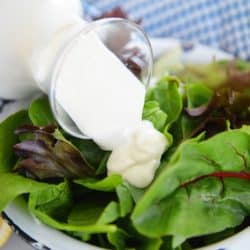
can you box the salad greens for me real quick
[132,129,250,244]
[28,97,55,126]
[14,124,95,179]
[145,76,182,128]
[0,110,30,172]
[1,60,250,250]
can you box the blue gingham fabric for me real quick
[82,0,250,60]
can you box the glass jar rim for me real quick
[49,17,153,140]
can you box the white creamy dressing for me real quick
[107,121,168,188]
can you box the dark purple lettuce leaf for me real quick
[184,61,250,138]
[14,125,94,180]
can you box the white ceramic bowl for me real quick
[2,38,249,250]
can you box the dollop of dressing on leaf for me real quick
[107,121,168,188]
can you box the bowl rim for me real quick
[2,212,51,250]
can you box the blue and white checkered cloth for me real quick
[82,0,250,60]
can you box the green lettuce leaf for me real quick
[28,97,108,173]
[185,83,213,109]
[29,97,55,126]
[0,110,72,220]
[143,101,167,131]
[0,110,30,173]
[146,76,182,127]
[70,138,107,170]
[29,180,73,221]
[116,184,134,217]
[137,238,163,250]
[29,189,117,234]
[95,152,110,175]
[0,173,52,212]
[74,174,122,192]
[67,198,119,227]
[107,229,129,250]
[30,209,117,233]
[132,128,250,244]
[170,82,213,143]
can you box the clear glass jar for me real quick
[49,18,153,139]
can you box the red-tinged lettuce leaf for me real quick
[181,60,250,138]
[225,60,250,91]
[14,125,95,180]
[158,177,250,248]
[185,87,250,135]
[29,97,108,174]
[131,128,250,245]
[177,59,250,91]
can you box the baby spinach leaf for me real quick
[0,173,52,212]
[98,201,120,225]
[185,83,213,109]
[29,97,55,126]
[143,101,167,131]
[137,238,163,250]
[75,174,122,192]
[29,188,118,234]
[171,114,200,144]
[68,231,91,242]
[0,110,30,173]
[159,177,249,248]
[146,76,182,126]
[68,199,120,227]
[107,229,128,250]
[132,128,250,242]
[29,181,72,221]
[116,184,134,217]
[30,209,117,233]
[70,138,107,169]
[95,152,110,175]
[125,183,145,203]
